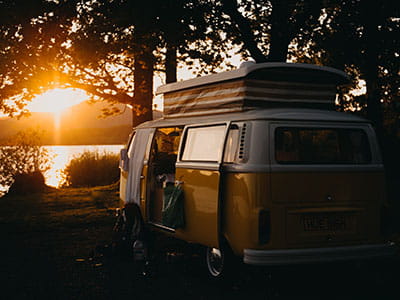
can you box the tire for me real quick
[205,242,240,281]
[206,247,225,278]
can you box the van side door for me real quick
[175,123,230,248]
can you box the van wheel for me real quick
[206,247,226,278]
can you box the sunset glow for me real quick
[27,88,89,113]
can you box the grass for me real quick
[1,184,399,300]
[62,151,120,187]
[0,184,120,299]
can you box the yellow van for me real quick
[118,62,396,278]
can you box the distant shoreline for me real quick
[44,143,125,146]
[0,143,126,146]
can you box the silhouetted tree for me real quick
[57,0,235,126]
[0,1,234,126]
[291,0,400,137]
[0,0,77,116]
[219,0,325,62]
[220,0,399,137]
[1,0,398,134]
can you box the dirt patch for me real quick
[1,185,399,299]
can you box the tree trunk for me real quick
[268,0,291,62]
[132,31,154,128]
[362,1,383,139]
[165,43,177,84]
[133,53,153,127]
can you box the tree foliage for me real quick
[219,0,399,137]
[0,0,398,134]
[219,0,327,62]
[0,0,77,116]
[62,0,236,125]
[291,0,400,136]
[1,1,236,125]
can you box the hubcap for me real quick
[206,247,224,277]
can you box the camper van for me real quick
[118,62,396,278]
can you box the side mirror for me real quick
[119,148,129,171]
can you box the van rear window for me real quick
[275,127,371,164]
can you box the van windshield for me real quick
[275,127,371,164]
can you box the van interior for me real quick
[147,127,183,224]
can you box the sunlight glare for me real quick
[45,146,69,188]
[27,88,89,113]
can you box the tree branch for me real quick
[220,0,267,62]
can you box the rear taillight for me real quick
[259,209,271,245]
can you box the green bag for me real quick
[162,184,185,229]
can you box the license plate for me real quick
[302,214,347,232]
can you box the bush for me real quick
[0,128,51,195]
[7,171,46,195]
[62,150,120,187]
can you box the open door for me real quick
[147,127,183,225]
[174,123,229,249]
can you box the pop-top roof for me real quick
[156,62,350,118]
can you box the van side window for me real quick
[223,125,240,163]
[275,127,371,164]
[182,125,226,162]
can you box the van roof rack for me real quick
[156,62,350,118]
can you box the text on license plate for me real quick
[302,214,348,232]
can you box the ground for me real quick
[0,185,399,300]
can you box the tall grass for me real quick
[0,128,52,195]
[62,150,120,187]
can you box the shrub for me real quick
[62,150,120,187]
[7,171,46,195]
[0,128,51,195]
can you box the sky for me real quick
[26,88,90,113]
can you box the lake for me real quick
[0,145,123,194]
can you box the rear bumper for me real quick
[244,243,398,266]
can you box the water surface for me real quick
[0,145,123,194]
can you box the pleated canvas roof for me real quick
[156,62,349,118]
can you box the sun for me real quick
[27,88,89,113]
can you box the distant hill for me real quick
[61,101,132,129]
[0,101,135,145]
